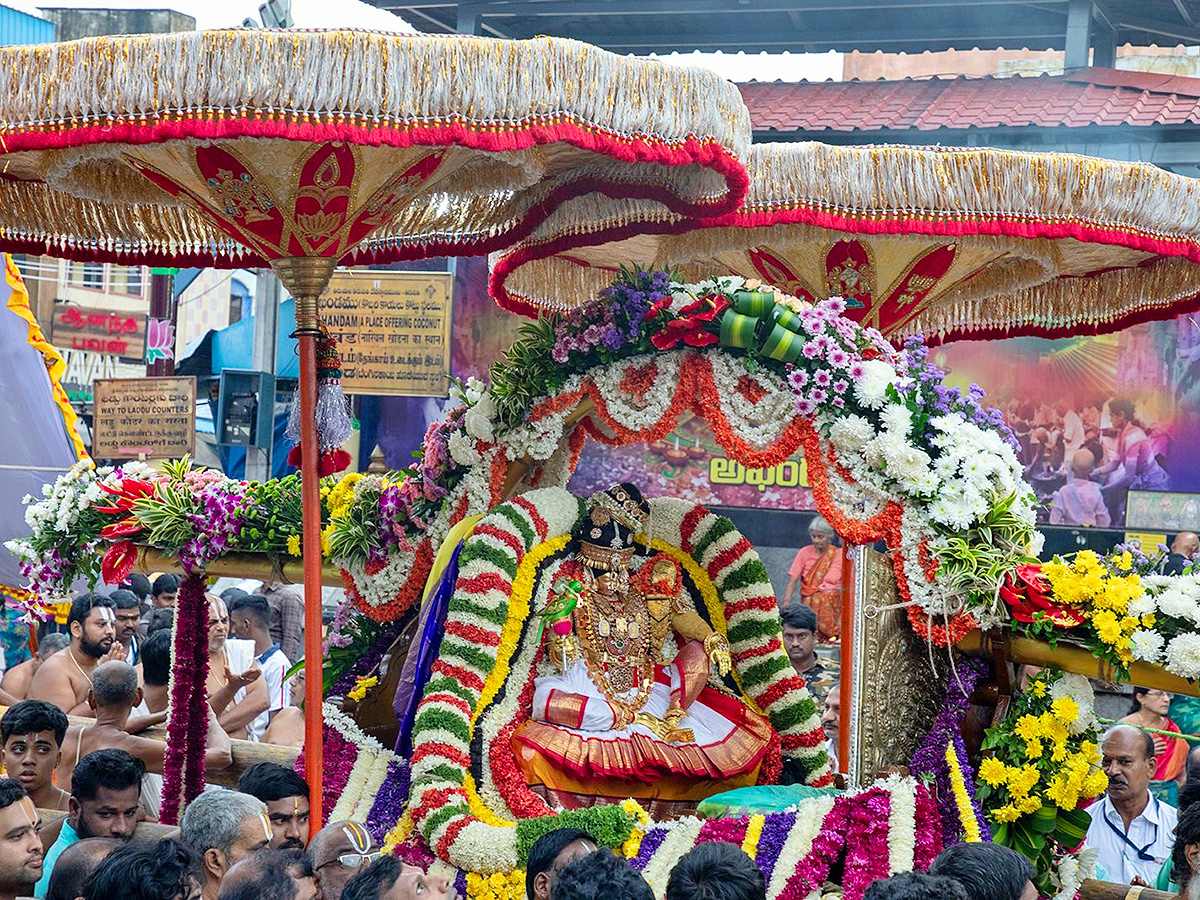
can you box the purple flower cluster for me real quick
[909,656,993,845]
[550,269,670,363]
[899,337,1016,447]
[180,482,245,573]
[365,759,410,842]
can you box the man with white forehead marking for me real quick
[29,595,124,717]
[181,789,271,900]
[307,821,382,900]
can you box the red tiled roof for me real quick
[739,68,1200,134]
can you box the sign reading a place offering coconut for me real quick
[321,271,453,397]
[92,376,196,459]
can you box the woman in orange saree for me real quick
[1122,687,1188,786]
[782,516,843,642]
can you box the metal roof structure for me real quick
[373,1,1200,66]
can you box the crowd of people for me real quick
[1003,395,1172,528]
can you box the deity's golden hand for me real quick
[612,703,635,730]
[704,632,732,677]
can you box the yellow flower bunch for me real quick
[325,473,363,521]
[347,675,378,702]
[1042,552,1143,663]
[619,799,650,859]
[286,534,301,557]
[945,742,981,842]
[980,668,1106,848]
[465,870,525,900]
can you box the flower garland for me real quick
[908,656,992,845]
[945,742,981,844]
[159,571,209,825]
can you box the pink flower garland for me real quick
[295,719,360,827]
[160,572,210,824]
[842,788,893,900]
[696,816,749,846]
[913,783,943,871]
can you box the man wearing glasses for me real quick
[1085,723,1178,885]
[307,821,383,900]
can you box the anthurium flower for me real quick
[649,296,729,350]
[101,539,139,585]
[1001,564,1085,626]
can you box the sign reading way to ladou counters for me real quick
[321,270,453,397]
[51,302,146,360]
[92,377,196,459]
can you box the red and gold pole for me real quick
[273,257,335,839]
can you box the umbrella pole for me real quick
[273,257,336,839]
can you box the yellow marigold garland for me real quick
[465,870,525,900]
[472,533,571,726]
[619,798,650,859]
[741,814,765,860]
[945,741,981,843]
[463,772,516,828]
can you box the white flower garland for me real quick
[885,775,917,875]
[641,817,705,898]
[765,795,837,900]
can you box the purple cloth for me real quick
[393,540,463,756]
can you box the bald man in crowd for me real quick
[1164,531,1200,575]
[44,838,120,900]
[56,661,232,794]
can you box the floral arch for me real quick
[330,272,1033,654]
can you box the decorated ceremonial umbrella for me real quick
[0,28,752,825]
[491,141,1200,343]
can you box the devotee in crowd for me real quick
[1170,803,1200,900]
[549,851,650,900]
[147,609,174,635]
[227,595,291,739]
[665,841,764,900]
[525,829,596,900]
[1163,532,1200,576]
[779,604,835,704]
[119,575,152,611]
[1084,724,1178,885]
[1154,771,1200,891]
[218,849,318,900]
[1121,687,1187,786]
[781,517,842,642]
[342,856,458,900]
[820,684,839,771]
[236,764,310,851]
[1048,449,1110,527]
[180,789,271,900]
[107,591,143,667]
[81,838,202,900]
[1,700,69,812]
[44,838,120,900]
[205,596,268,742]
[150,575,180,611]
[29,595,123,717]
[0,778,43,900]
[307,821,381,900]
[258,580,305,665]
[929,842,1036,900]
[56,661,232,803]
[0,635,68,703]
[261,665,306,748]
[136,630,171,719]
[861,873,969,900]
[35,748,145,898]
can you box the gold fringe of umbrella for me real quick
[491,141,1200,342]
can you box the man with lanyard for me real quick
[1085,724,1178,885]
[228,594,290,741]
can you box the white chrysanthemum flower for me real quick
[447,431,481,467]
[880,404,912,436]
[1165,633,1200,680]
[1126,592,1158,619]
[1050,674,1100,735]
[1155,588,1200,625]
[853,360,896,409]
[829,415,874,453]
[1130,629,1165,664]
[463,394,496,441]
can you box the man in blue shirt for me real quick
[34,748,143,898]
